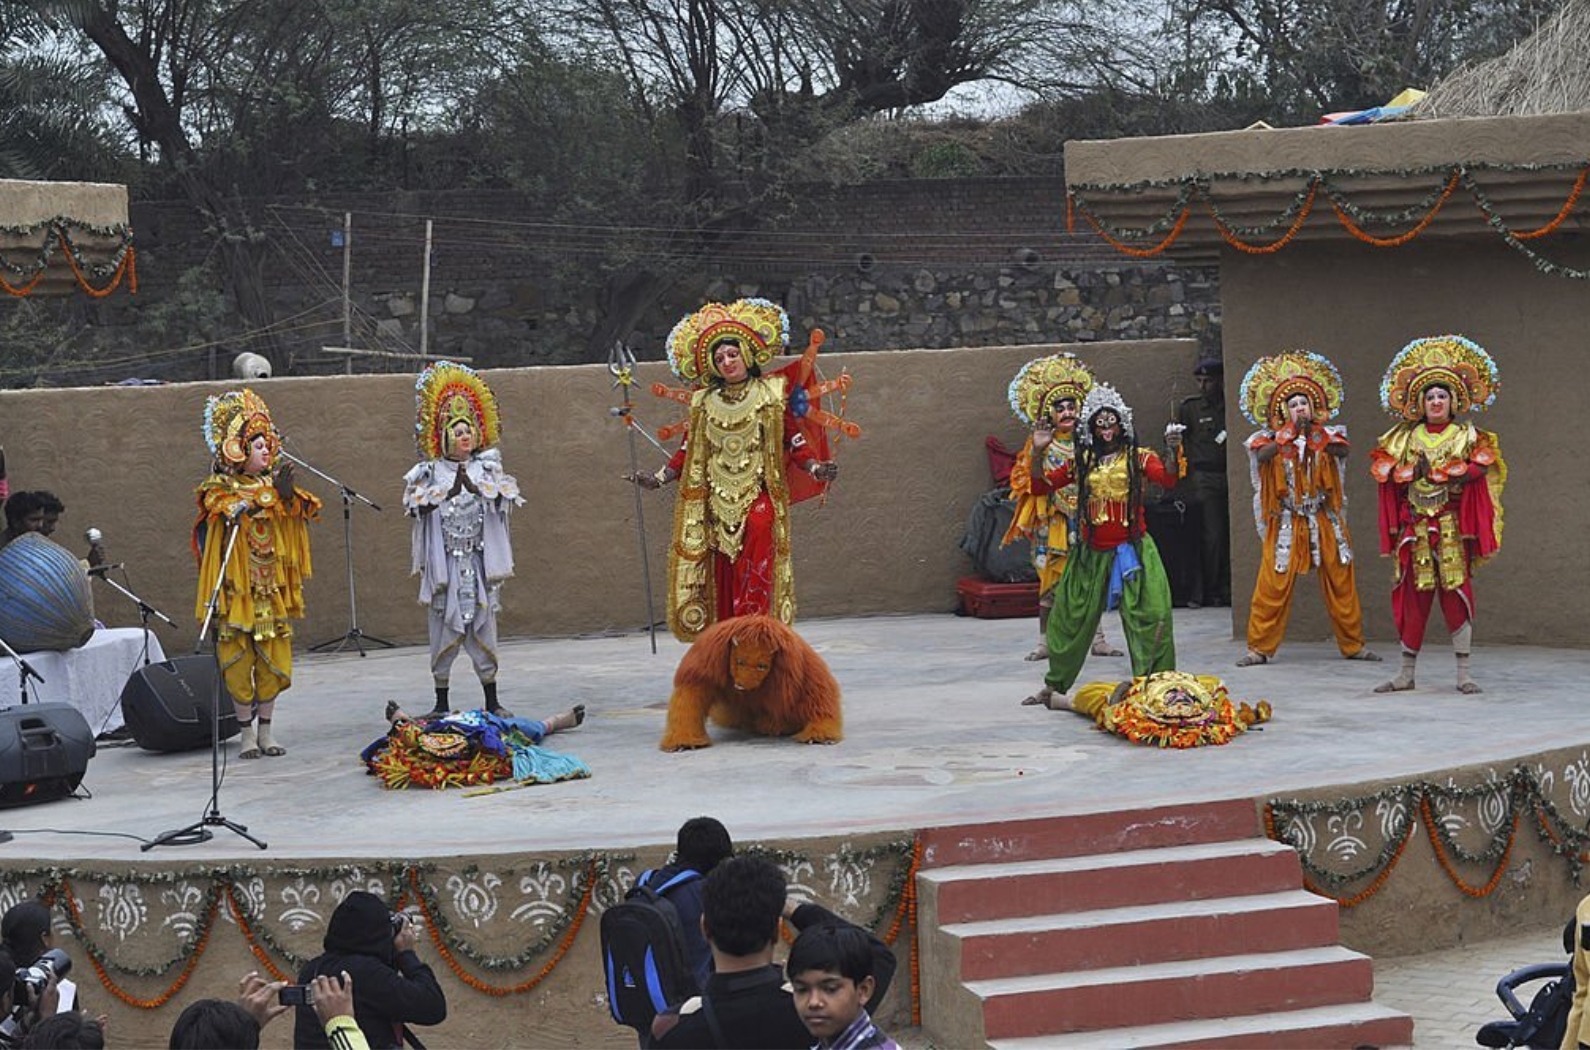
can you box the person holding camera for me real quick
[292,891,446,1050]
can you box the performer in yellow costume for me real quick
[1002,352,1120,662]
[1058,671,1272,748]
[194,389,320,758]
[1236,350,1378,666]
[627,298,842,643]
[1370,335,1504,694]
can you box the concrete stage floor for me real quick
[3,608,1584,863]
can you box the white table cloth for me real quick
[0,627,167,733]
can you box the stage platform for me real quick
[3,607,1584,863]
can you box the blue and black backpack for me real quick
[601,867,702,1035]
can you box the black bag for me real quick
[601,868,701,1035]
[958,487,1038,583]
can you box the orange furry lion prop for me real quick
[660,615,843,751]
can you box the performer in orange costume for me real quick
[1236,350,1378,666]
[1369,335,1504,694]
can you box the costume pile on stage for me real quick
[1369,335,1505,693]
[361,707,590,790]
[636,298,853,643]
[194,388,320,759]
[1002,353,1120,661]
[1237,350,1376,665]
[403,361,524,716]
[1028,384,1183,702]
[1065,671,1272,748]
[659,614,843,751]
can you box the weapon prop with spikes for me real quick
[608,342,660,653]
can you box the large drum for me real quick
[0,533,95,653]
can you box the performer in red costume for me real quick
[1369,335,1505,694]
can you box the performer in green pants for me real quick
[1022,384,1183,707]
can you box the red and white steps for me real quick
[914,800,1414,1048]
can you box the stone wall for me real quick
[0,179,1219,385]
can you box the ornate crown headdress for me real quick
[1008,353,1096,426]
[1379,335,1499,420]
[665,298,789,386]
[202,388,279,472]
[1239,350,1345,428]
[1077,383,1133,446]
[415,360,502,460]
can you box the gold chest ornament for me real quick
[1086,451,1132,526]
[700,379,781,560]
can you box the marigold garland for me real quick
[1070,162,1589,279]
[1212,181,1318,254]
[59,878,220,1009]
[226,885,291,982]
[1332,171,1459,247]
[1265,802,1417,908]
[1422,795,1519,898]
[411,863,593,997]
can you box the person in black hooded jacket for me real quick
[292,891,445,1050]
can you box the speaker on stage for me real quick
[0,702,94,807]
[119,656,240,753]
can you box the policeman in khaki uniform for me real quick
[1177,358,1231,607]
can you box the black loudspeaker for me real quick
[0,702,94,807]
[119,656,240,753]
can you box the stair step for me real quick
[921,837,1301,922]
[920,799,1260,867]
[989,1000,1414,1049]
[943,889,1339,979]
[968,945,1374,1040]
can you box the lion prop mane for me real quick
[660,614,843,751]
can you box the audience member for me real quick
[640,816,734,992]
[788,924,898,1050]
[168,998,261,1049]
[0,492,46,551]
[651,857,896,1050]
[16,1013,102,1050]
[293,891,446,1050]
[308,971,371,1050]
[32,493,63,539]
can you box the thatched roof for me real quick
[1414,0,1590,118]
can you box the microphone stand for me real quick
[284,450,395,657]
[91,569,175,668]
[145,517,266,851]
[0,631,43,708]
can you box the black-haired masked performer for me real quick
[1024,384,1182,708]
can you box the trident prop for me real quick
[609,342,661,653]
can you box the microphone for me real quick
[85,526,104,545]
[86,562,125,576]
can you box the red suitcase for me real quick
[956,576,1040,619]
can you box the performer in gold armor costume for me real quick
[1369,335,1505,694]
[627,299,840,642]
[194,389,320,758]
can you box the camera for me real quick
[14,948,71,1002]
[390,911,408,934]
[277,984,314,1007]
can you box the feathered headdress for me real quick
[665,298,788,386]
[1008,353,1096,426]
[203,388,279,472]
[1077,383,1133,446]
[415,360,502,460]
[1379,335,1499,420]
[1239,350,1346,429]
